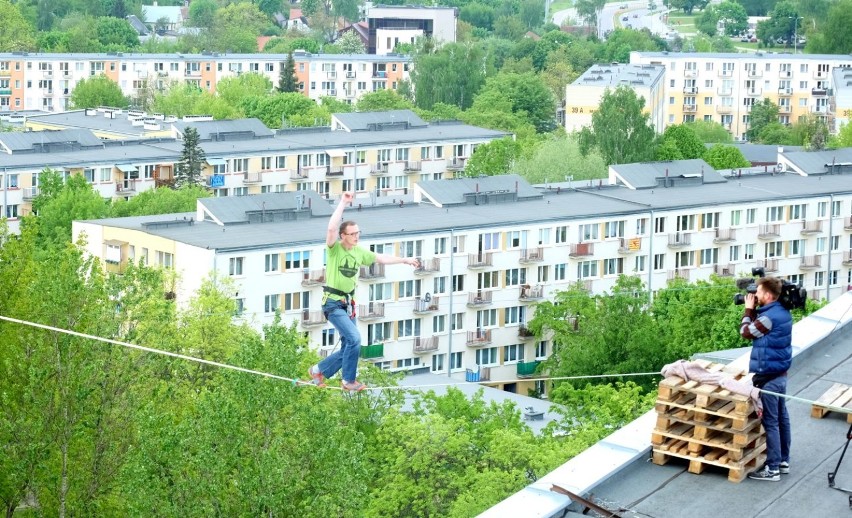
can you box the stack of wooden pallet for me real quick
[811,382,852,423]
[651,361,765,483]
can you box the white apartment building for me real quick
[367,5,457,55]
[0,51,412,113]
[73,158,852,394]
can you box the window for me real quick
[478,271,499,289]
[400,240,422,258]
[480,232,500,251]
[505,268,526,287]
[395,148,409,161]
[369,282,393,301]
[476,309,498,328]
[554,263,567,281]
[816,237,827,253]
[434,237,447,254]
[830,270,839,286]
[5,205,18,218]
[264,294,280,313]
[815,271,824,287]
[505,306,526,325]
[634,255,646,273]
[265,253,279,272]
[700,212,720,229]
[730,245,740,262]
[234,298,245,316]
[579,223,599,241]
[578,260,598,279]
[699,248,719,266]
[453,235,465,253]
[554,225,569,244]
[452,274,464,292]
[788,239,804,257]
[503,344,525,363]
[604,220,625,239]
[433,314,446,333]
[765,241,783,258]
[636,218,648,235]
[766,206,784,222]
[398,279,421,298]
[539,227,552,245]
[654,253,665,271]
[368,322,393,343]
[475,347,498,366]
[603,257,623,276]
[831,235,840,251]
[789,204,807,220]
[451,312,464,331]
[744,244,755,260]
[321,328,337,347]
[537,265,549,283]
[156,251,174,268]
[284,291,309,311]
[676,214,696,232]
[535,341,547,359]
[433,276,448,295]
[229,257,244,276]
[7,174,18,188]
[397,318,421,338]
[731,210,741,226]
[746,208,757,224]
[506,230,522,249]
[818,201,842,217]
[100,167,111,182]
[285,251,310,269]
[654,217,666,233]
[232,158,248,173]
[450,351,463,370]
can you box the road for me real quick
[551,1,673,40]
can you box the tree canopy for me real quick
[578,85,656,166]
[70,74,128,109]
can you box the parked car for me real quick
[622,16,629,21]
[633,13,639,18]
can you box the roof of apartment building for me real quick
[0,52,412,63]
[26,110,163,139]
[0,128,104,154]
[707,143,804,165]
[481,294,852,517]
[332,109,428,132]
[79,162,852,253]
[573,63,665,88]
[609,159,727,190]
[172,118,274,141]
[632,51,852,62]
[782,147,852,174]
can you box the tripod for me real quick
[828,420,852,509]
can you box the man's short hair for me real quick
[757,277,782,299]
[339,220,356,237]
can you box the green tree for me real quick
[601,28,667,63]
[703,143,751,169]
[519,0,545,29]
[745,98,779,142]
[355,89,414,112]
[110,185,211,217]
[757,122,794,145]
[153,83,239,119]
[70,74,128,109]
[0,0,37,51]
[257,0,284,18]
[658,124,706,159]
[460,2,496,30]
[669,0,710,14]
[515,135,608,183]
[336,30,365,54]
[715,1,749,36]
[240,92,316,128]
[656,138,684,160]
[174,127,206,188]
[188,0,216,28]
[470,71,555,133]
[278,52,298,92]
[828,122,852,149]
[211,2,270,53]
[464,137,521,177]
[695,6,719,36]
[94,16,140,49]
[217,72,273,107]
[24,171,110,248]
[411,41,486,110]
[578,85,657,165]
[686,120,734,143]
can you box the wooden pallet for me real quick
[652,436,767,483]
[811,382,852,423]
[655,407,763,447]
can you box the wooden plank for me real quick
[811,383,850,419]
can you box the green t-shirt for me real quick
[325,241,376,299]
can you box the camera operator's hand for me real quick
[745,293,757,310]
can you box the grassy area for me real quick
[667,12,698,36]
[550,0,574,14]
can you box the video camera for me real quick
[733,267,807,310]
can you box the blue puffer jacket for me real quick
[748,301,793,375]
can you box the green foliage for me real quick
[686,120,733,143]
[264,36,321,54]
[411,41,487,110]
[703,143,751,170]
[188,0,216,28]
[464,137,521,177]
[600,28,667,63]
[656,138,684,160]
[336,30,366,54]
[668,0,710,14]
[578,85,657,165]
[94,16,139,49]
[548,382,657,434]
[514,135,608,183]
[70,74,128,109]
[240,92,316,128]
[469,71,555,133]
[217,73,273,107]
[715,1,749,36]
[174,127,206,189]
[658,124,706,159]
[695,6,719,36]
[278,52,298,93]
[355,89,414,112]
[153,82,240,119]
[745,98,779,142]
[110,185,211,217]
[828,122,852,149]
[0,0,36,51]
[757,122,795,145]
[460,2,496,31]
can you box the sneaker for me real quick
[748,465,780,482]
[341,380,367,392]
[308,366,326,388]
[779,461,790,474]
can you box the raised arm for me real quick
[375,254,420,268]
[327,192,354,247]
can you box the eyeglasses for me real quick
[345,231,361,237]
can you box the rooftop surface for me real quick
[574,63,664,88]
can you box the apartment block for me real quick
[0,51,411,113]
[0,110,506,232]
[367,6,457,55]
[73,158,852,393]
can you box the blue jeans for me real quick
[760,375,791,470]
[317,299,361,382]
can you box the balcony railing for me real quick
[413,336,438,354]
[23,186,40,200]
[448,157,466,169]
[682,104,697,113]
[801,220,823,234]
[716,105,732,114]
[517,361,541,378]
[518,325,536,340]
[747,69,762,78]
[667,269,690,281]
[779,105,792,114]
[718,69,733,78]
[291,169,309,181]
[618,237,641,253]
[717,87,732,96]
[758,224,780,238]
[683,86,697,94]
[243,171,262,183]
[359,263,385,280]
[569,242,594,257]
[812,88,828,96]
[746,87,762,96]
[466,329,492,347]
[519,285,544,301]
[301,268,326,286]
[714,263,735,277]
[756,258,779,272]
[667,233,691,248]
[413,296,439,314]
[779,71,792,79]
[360,343,384,359]
[846,216,852,230]
[300,310,326,327]
[465,366,491,382]
[519,247,544,263]
[842,250,852,266]
[714,228,736,243]
[467,252,493,268]
[405,160,421,172]
[467,291,493,307]
[778,88,793,96]
[370,162,389,175]
[414,257,440,275]
[799,255,821,269]
[357,302,385,320]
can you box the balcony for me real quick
[667,233,691,248]
[300,268,326,287]
[184,69,201,77]
[357,302,384,321]
[465,366,491,382]
[683,86,698,94]
[519,247,544,263]
[518,325,536,340]
[717,87,733,96]
[467,291,493,307]
[758,224,780,238]
[714,263,735,277]
[467,252,493,269]
[22,186,39,201]
[745,87,762,96]
[328,166,344,176]
[845,216,852,230]
[799,255,821,270]
[801,220,823,234]
[300,310,326,327]
[360,343,384,359]
[517,361,541,379]
[448,157,466,170]
[713,228,736,243]
[359,263,385,280]
[779,71,792,79]
[519,284,544,301]
[0,89,11,96]
[618,237,641,253]
[290,169,309,181]
[683,70,697,78]
[682,104,697,113]
[778,88,793,96]
[718,69,733,78]
[811,104,828,114]
[0,70,10,77]
[569,242,594,257]
[779,105,792,114]
[667,269,690,281]
[405,160,421,172]
[747,69,762,78]
[413,336,438,354]
[716,105,732,114]
[466,329,492,347]
[756,258,779,272]
[413,296,439,314]
[813,70,829,80]
[413,257,440,275]
[372,70,387,79]
[842,250,852,266]
[243,171,262,183]
[812,88,828,96]
[371,162,389,175]
[326,71,337,79]
[116,182,137,194]
[345,71,355,78]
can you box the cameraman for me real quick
[740,277,792,482]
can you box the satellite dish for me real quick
[424,293,432,302]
